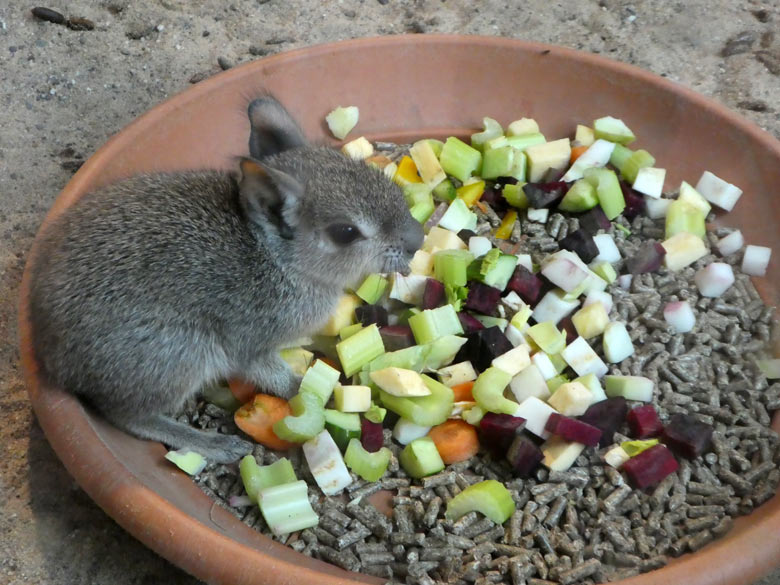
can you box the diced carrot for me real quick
[228,378,257,404]
[427,419,480,464]
[570,145,589,164]
[234,394,295,451]
[450,380,475,402]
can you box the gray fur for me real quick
[28,97,423,463]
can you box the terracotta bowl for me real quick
[19,35,780,585]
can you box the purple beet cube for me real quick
[458,311,485,335]
[620,181,647,220]
[558,317,578,345]
[454,326,514,372]
[523,181,568,208]
[355,304,388,327]
[379,325,416,351]
[479,185,509,213]
[622,444,679,489]
[361,418,384,453]
[578,397,629,447]
[479,412,527,454]
[625,242,666,274]
[578,206,611,234]
[559,228,599,264]
[627,404,663,439]
[544,413,602,447]
[506,265,544,304]
[464,282,502,315]
[661,414,714,459]
[506,435,544,478]
[422,278,446,310]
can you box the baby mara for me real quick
[29,97,423,463]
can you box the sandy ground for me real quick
[0,1,778,584]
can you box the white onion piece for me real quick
[468,236,492,258]
[695,170,743,211]
[663,301,696,333]
[632,167,666,198]
[741,245,772,276]
[644,196,672,219]
[591,234,622,264]
[716,230,744,256]
[694,262,735,297]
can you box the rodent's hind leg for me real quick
[243,353,301,400]
[109,412,252,464]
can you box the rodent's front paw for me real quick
[210,434,254,463]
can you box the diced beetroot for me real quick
[625,242,666,274]
[361,418,385,453]
[422,278,446,310]
[454,326,514,372]
[622,444,679,489]
[627,404,663,439]
[479,412,527,455]
[578,397,629,447]
[458,229,478,243]
[558,317,578,345]
[661,414,714,459]
[355,304,388,327]
[559,229,599,264]
[424,202,449,231]
[544,413,602,447]
[506,265,544,304]
[458,311,485,335]
[464,282,502,315]
[379,325,416,351]
[578,206,611,234]
[479,185,509,213]
[620,181,647,220]
[523,181,568,208]
[506,435,544,478]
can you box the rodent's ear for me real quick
[247,96,307,159]
[238,158,302,240]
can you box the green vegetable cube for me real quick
[355,273,389,304]
[336,324,385,376]
[584,167,625,220]
[399,437,445,478]
[440,137,482,183]
[299,359,341,405]
[324,409,362,452]
[408,304,464,345]
[559,179,598,213]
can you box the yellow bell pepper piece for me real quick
[393,155,422,186]
[455,181,485,208]
[494,209,517,240]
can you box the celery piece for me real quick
[280,347,315,377]
[432,178,457,202]
[299,359,341,405]
[472,366,516,415]
[403,182,433,207]
[426,139,444,158]
[591,262,617,284]
[438,198,478,233]
[409,198,436,224]
[505,132,546,151]
[324,409,362,451]
[356,273,389,305]
[379,374,454,426]
[479,248,501,277]
[481,254,519,291]
[508,150,527,182]
[470,117,504,151]
[201,382,242,412]
[456,181,485,208]
[445,283,469,312]
[510,302,532,330]
[463,404,486,425]
[423,335,468,370]
[273,391,326,442]
[559,179,598,213]
[258,479,319,535]
[365,402,387,423]
[528,322,566,354]
[584,167,625,220]
[408,304,464,345]
[549,352,568,374]
[165,449,207,476]
[481,145,515,180]
[609,143,633,171]
[440,137,482,183]
[364,344,428,374]
[546,374,569,393]
[593,116,636,145]
[622,439,660,457]
[339,322,363,340]
[344,439,392,482]
[325,106,359,140]
[445,479,515,524]
[433,249,474,288]
[336,323,385,376]
[621,149,655,184]
[472,315,508,331]
[240,455,297,503]
[399,436,445,478]
[665,199,706,240]
[503,183,529,209]
[409,139,446,187]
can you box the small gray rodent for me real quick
[29,97,423,463]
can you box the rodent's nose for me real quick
[403,219,424,256]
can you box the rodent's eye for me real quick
[326,223,363,245]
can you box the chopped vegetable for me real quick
[456,180,486,208]
[165,449,207,476]
[273,391,326,443]
[202,381,242,412]
[234,394,295,451]
[428,419,480,464]
[227,378,256,404]
[694,262,735,297]
[742,245,772,276]
[409,139,446,187]
[661,413,714,459]
[621,444,678,489]
[445,479,515,523]
[583,167,625,220]
[258,480,319,535]
[319,293,362,336]
[408,304,463,345]
[604,445,631,468]
[561,336,608,378]
[344,438,391,481]
[334,385,371,413]
[627,404,664,439]
[604,375,654,402]
[661,231,708,271]
[525,138,572,182]
[370,367,430,397]
[494,209,517,240]
[325,106,359,140]
[399,436,445,478]
[602,321,634,363]
[299,359,341,405]
[355,273,389,305]
[302,430,352,495]
[440,137,482,183]
[393,155,422,186]
[438,198,478,233]
[379,374,454,427]
[593,116,636,145]
[621,439,660,457]
[239,455,297,502]
[450,380,475,402]
[364,402,387,423]
[470,117,503,151]
[336,323,385,376]
[433,249,474,288]
[547,381,593,417]
[695,170,743,211]
[323,409,361,451]
[541,435,586,472]
[341,136,373,160]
